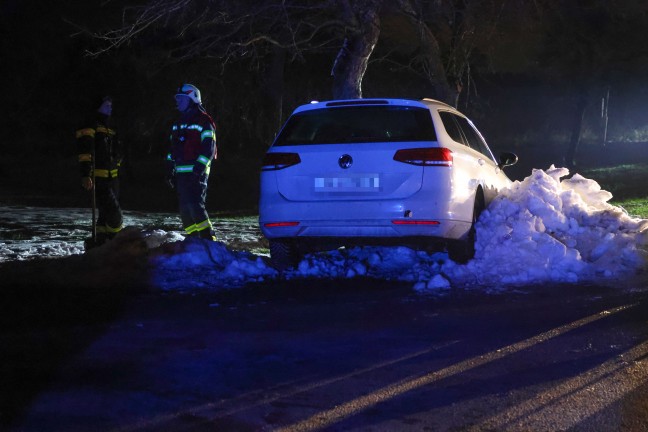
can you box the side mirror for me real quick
[498,152,518,169]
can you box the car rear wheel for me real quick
[269,240,300,271]
[448,192,484,264]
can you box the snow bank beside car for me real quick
[443,166,648,287]
[147,166,647,291]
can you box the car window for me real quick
[454,116,496,161]
[438,111,466,145]
[273,106,437,146]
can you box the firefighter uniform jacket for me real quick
[75,113,124,240]
[76,114,122,179]
[167,105,217,177]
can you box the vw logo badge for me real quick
[338,154,353,169]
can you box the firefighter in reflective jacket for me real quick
[167,84,217,240]
[76,96,124,244]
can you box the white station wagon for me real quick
[259,98,517,269]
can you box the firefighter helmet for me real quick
[175,84,202,104]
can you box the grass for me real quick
[582,164,648,218]
[611,198,648,219]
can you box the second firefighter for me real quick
[167,84,218,240]
[76,95,124,245]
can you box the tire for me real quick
[448,192,485,264]
[269,240,300,271]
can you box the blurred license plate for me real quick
[314,175,380,191]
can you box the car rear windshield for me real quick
[273,106,437,146]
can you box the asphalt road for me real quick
[4,273,648,431]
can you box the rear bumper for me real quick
[259,190,473,241]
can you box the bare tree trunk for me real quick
[331,0,382,99]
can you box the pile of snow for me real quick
[148,235,276,290]
[145,166,647,291]
[447,166,648,286]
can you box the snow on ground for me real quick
[147,233,276,290]
[1,167,647,291]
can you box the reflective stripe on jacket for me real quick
[76,115,122,178]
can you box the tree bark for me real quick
[331,0,382,99]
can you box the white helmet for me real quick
[175,84,201,104]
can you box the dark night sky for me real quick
[2,1,648,147]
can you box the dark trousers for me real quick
[95,177,123,238]
[176,173,214,238]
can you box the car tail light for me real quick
[393,148,452,166]
[262,152,301,170]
